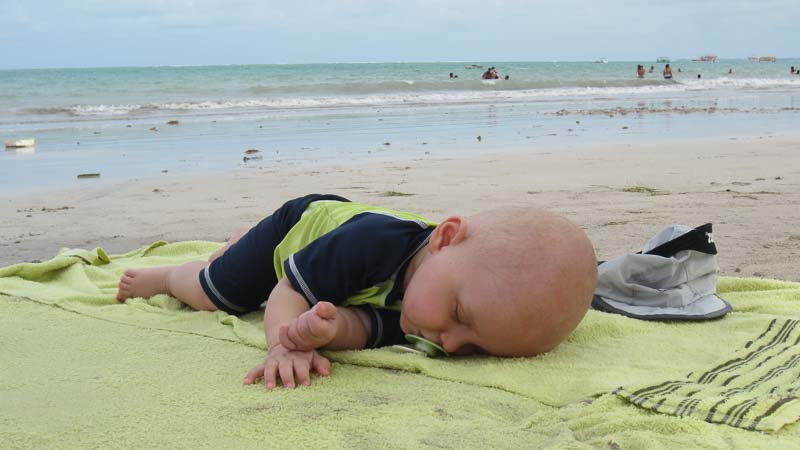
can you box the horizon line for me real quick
[2,56,799,72]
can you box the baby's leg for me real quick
[117,260,216,311]
[208,225,251,263]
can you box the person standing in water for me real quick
[663,64,673,80]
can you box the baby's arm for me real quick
[279,302,371,351]
[243,277,331,389]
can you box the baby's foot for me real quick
[279,302,338,351]
[116,267,172,302]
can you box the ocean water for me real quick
[2,60,800,192]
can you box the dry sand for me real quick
[2,135,799,281]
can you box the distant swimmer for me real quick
[504,75,509,80]
[449,72,459,79]
[649,65,655,73]
[663,64,673,80]
[482,67,500,80]
[728,68,733,74]
[637,64,645,78]
[697,73,702,79]
[792,66,797,75]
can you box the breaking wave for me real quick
[25,77,800,117]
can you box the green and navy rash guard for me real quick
[276,199,438,347]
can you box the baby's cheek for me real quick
[398,305,418,333]
[398,311,409,332]
[400,298,427,328]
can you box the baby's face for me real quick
[399,247,538,356]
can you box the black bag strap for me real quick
[640,223,716,257]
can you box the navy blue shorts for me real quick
[198,194,349,315]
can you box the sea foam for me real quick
[26,77,800,117]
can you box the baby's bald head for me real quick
[462,207,597,356]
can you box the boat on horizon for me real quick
[593,58,609,64]
[747,56,777,62]
[5,138,35,149]
[693,55,718,62]
[656,57,670,63]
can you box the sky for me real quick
[1,0,797,69]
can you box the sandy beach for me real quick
[2,134,799,282]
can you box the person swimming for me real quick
[482,67,500,80]
[663,64,673,80]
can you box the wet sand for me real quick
[2,134,799,281]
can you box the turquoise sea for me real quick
[2,60,799,192]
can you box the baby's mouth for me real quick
[401,323,418,337]
[399,317,442,346]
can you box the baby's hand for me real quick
[279,301,338,351]
[243,344,331,389]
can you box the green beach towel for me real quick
[616,317,800,431]
[2,241,800,448]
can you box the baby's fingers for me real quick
[243,363,265,385]
[279,324,299,351]
[264,359,279,390]
[314,301,337,320]
[295,308,335,347]
[278,360,296,389]
[286,316,321,351]
[293,358,312,387]
[305,309,335,341]
[312,352,331,377]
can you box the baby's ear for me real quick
[428,216,468,252]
